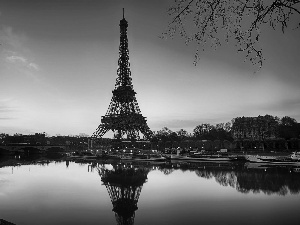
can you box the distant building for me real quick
[78,133,89,137]
[231,115,278,141]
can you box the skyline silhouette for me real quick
[0,0,300,137]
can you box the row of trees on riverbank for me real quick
[1,115,299,152]
[152,115,300,141]
[151,115,300,151]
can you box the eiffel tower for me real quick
[98,164,150,225]
[93,9,152,141]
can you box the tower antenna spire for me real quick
[123,8,124,19]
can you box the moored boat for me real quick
[290,152,300,161]
[170,155,190,160]
[245,155,266,163]
[170,154,232,162]
[245,153,300,164]
[245,155,300,166]
[189,157,232,161]
[120,155,133,160]
[245,154,281,163]
[134,154,166,162]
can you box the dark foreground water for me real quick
[1,158,300,225]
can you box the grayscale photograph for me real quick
[1,1,300,225]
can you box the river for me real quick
[1,157,300,225]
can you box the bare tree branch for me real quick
[163,0,300,70]
[171,0,195,24]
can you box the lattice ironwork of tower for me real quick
[98,164,149,225]
[93,10,152,141]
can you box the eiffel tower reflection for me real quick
[98,164,150,225]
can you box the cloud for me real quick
[6,55,27,63]
[5,54,39,71]
[0,26,40,72]
[28,62,39,71]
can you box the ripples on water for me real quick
[1,157,300,225]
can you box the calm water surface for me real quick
[1,158,300,225]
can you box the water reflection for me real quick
[93,160,300,197]
[159,161,300,196]
[1,157,300,197]
[97,164,150,225]
[1,157,300,224]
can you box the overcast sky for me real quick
[1,0,300,136]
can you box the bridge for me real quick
[0,144,67,154]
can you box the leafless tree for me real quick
[164,0,300,69]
